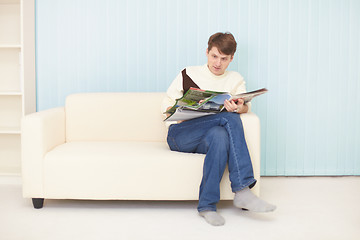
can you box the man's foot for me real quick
[234,187,276,212]
[199,211,225,226]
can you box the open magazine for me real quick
[164,87,268,121]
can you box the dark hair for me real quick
[208,32,237,56]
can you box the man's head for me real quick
[206,32,237,76]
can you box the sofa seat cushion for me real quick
[43,141,234,200]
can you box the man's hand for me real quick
[224,98,248,114]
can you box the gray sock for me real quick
[234,187,276,212]
[199,211,225,226]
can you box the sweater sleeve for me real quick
[161,72,184,114]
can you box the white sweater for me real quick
[161,64,249,125]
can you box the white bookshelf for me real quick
[0,0,35,175]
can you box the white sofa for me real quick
[21,92,261,209]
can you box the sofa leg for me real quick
[32,198,44,209]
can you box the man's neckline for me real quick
[203,64,229,79]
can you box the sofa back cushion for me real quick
[65,92,168,142]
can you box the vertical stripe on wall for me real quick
[35,0,360,176]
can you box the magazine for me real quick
[164,87,268,121]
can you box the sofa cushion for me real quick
[65,93,168,142]
[43,141,234,200]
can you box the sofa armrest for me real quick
[21,107,66,198]
[239,112,261,195]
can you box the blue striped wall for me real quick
[35,0,360,176]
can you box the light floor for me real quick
[1,176,359,240]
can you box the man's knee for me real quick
[221,112,240,120]
[219,112,243,128]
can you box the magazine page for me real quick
[164,87,268,122]
[164,108,216,122]
[196,93,231,112]
[165,88,225,114]
[231,88,268,103]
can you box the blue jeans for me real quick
[167,112,257,212]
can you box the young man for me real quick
[162,32,276,226]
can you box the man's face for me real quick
[206,47,234,76]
